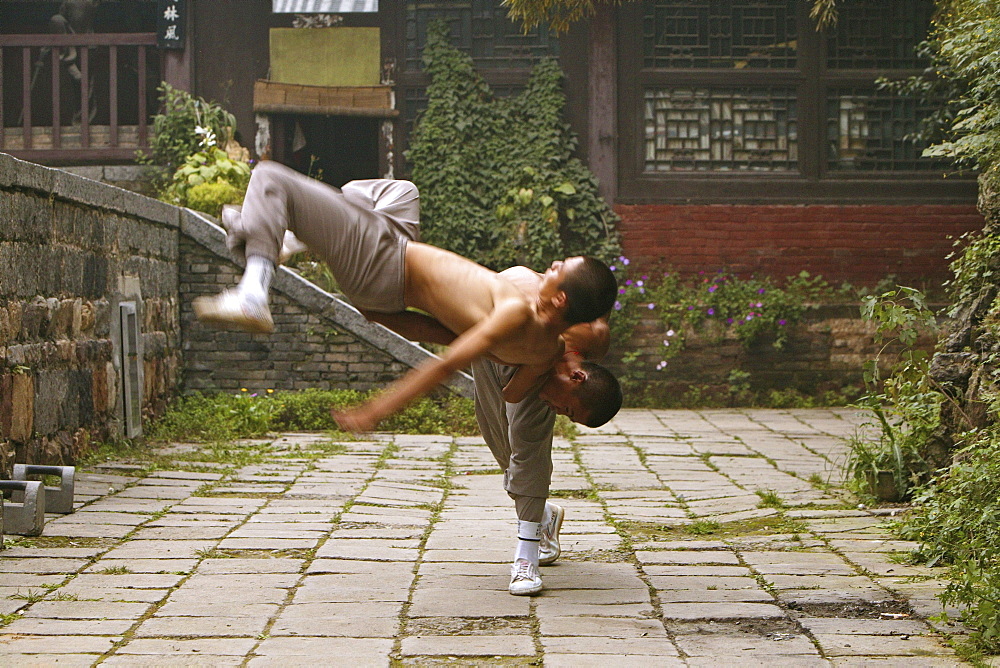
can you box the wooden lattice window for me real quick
[642,0,798,70]
[621,0,963,202]
[644,87,798,172]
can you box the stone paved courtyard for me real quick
[0,408,972,665]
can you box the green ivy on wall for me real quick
[406,20,621,273]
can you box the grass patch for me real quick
[625,515,809,542]
[98,565,133,575]
[756,489,787,509]
[147,388,480,444]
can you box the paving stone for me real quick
[2,618,135,635]
[84,559,199,574]
[133,615,269,637]
[103,655,244,666]
[253,636,393,660]
[545,654,686,667]
[0,634,118,653]
[540,635,679,655]
[409,588,530,618]
[99,540,219,560]
[21,601,152,619]
[400,635,535,657]
[660,602,787,620]
[112,638,257,656]
[540,617,668,637]
[195,558,304,574]
[636,550,739,565]
[0,654,99,666]
[797,617,932,636]
[813,633,953,657]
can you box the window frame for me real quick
[616,1,976,204]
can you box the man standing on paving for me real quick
[472,316,617,595]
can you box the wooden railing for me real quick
[0,33,160,162]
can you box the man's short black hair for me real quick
[560,256,616,325]
[577,362,623,428]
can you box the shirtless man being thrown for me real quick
[193,161,617,432]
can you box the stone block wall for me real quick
[0,153,181,471]
[609,305,938,404]
[179,235,411,392]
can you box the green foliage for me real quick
[147,388,480,443]
[138,83,238,174]
[917,0,1000,171]
[611,261,833,370]
[162,128,251,212]
[900,432,1000,649]
[407,21,621,273]
[184,179,244,218]
[945,229,1000,317]
[846,287,943,501]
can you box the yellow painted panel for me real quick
[269,27,380,87]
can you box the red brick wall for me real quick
[615,204,984,287]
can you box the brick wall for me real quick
[616,204,984,287]
[179,236,411,392]
[0,156,181,470]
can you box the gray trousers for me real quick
[471,358,554,523]
[226,161,420,313]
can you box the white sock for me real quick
[238,255,274,300]
[515,520,541,566]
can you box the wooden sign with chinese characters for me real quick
[157,0,185,49]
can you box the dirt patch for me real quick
[667,618,804,637]
[788,599,913,619]
[406,616,533,636]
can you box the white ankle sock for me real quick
[515,520,541,565]
[238,255,274,300]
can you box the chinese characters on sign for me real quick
[157,0,185,49]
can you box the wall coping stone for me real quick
[180,209,475,397]
[0,152,178,228]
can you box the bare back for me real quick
[403,242,562,367]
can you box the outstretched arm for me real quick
[333,301,530,432]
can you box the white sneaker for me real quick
[539,503,564,566]
[509,558,543,596]
[193,289,273,334]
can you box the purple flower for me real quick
[639,288,646,294]
[746,314,754,321]
[625,279,633,286]
[642,275,648,280]
[614,301,622,311]
[647,303,655,309]
[619,287,626,294]
[609,265,617,272]
[623,258,630,266]
[687,306,694,311]
[707,308,715,316]
[779,319,787,326]
[758,288,766,294]
[756,302,763,308]
[726,318,734,324]
[708,285,717,293]
[637,280,644,287]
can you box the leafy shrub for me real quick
[845,287,943,501]
[185,180,244,218]
[139,83,238,175]
[163,127,251,211]
[407,20,621,272]
[901,432,1000,650]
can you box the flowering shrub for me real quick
[608,259,834,373]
